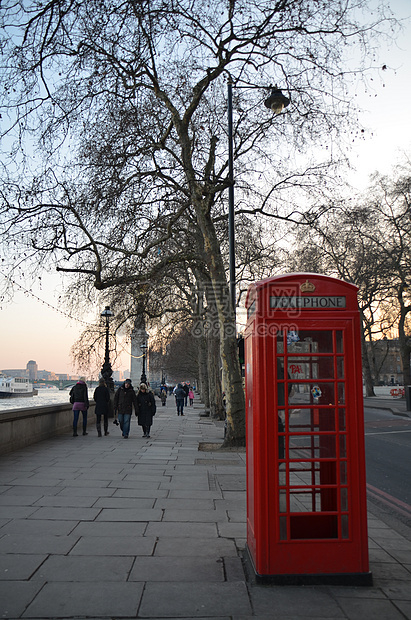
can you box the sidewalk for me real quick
[364,395,410,417]
[0,398,411,619]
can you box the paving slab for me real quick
[0,581,44,618]
[0,518,78,536]
[129,556,225,582]
[0,533,79,554]
[139,581,252,617]
[22,581,144,618]
[69,535,157,556]
[70,520,147,537]
[32,554,134,581]
[0,553,47,580]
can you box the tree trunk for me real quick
[197,332,210,413]
[398,303,411,387]
[360,313,375,397]
[204,289,225,420]
[178,130,245,444]
[193,208,245,444]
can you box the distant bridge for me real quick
[34,380,98,390]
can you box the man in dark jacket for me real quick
[136,383,156,438]
[114,379,137,438]
[93,378,111,437]
[174,383,186,416]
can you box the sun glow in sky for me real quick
[0,0,410,376]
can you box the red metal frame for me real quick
[245,274,371,583]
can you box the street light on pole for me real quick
[140,342,148,384]
[227,83,290,322]
[101,306,115,393]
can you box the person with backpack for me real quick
[69,378,89,437]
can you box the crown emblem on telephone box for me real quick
[300,280,316,293]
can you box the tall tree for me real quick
[0,0,397,444]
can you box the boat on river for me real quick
[0,375,38,398]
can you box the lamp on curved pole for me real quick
[101,306,115,393]
[140,342,148,385]
[227,82,290,322]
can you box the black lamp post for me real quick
[227,83,290,321]
[101,306,115,393]
[140,342,148,384]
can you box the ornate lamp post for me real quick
[227,83,290,321]
[101,306,115,393]
[140,342,148,384]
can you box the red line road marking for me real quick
[367,483,411,518]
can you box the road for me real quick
[364,404,411,527]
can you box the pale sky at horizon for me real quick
[1,0,410,376]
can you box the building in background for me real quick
[366,339,404,385]
[1,369,27,378]
[130,317,148,387]
[26,360,38,381]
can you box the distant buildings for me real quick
[366,339,403,385]
[26,360,38,381]
[1,360,126,383]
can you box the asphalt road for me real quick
[364,405,411,527]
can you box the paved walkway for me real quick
[0,397,411,619]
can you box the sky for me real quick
[0,0,410,376]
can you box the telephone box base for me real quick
[244,546,373,586]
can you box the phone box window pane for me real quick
[288,408,336,432]
[341,488,348,511]
[279,463,287,486]
[291,331,334,354]
[289,435,336,459]
[338,383,345,404]
[289,383,335,405]
[338,409,346,431]
[340,461,347,484]
[336,331,343,353]
[340,435,347,458]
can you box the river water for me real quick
[0,388,92,412]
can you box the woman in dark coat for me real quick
[136,383,156,438]
[93,378,111,437]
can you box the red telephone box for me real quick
[244,274,372,584]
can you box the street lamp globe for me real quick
[264,87,290,115]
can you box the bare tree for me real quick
[0,0,398,444]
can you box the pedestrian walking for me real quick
[113,379,138,438]
[136,383,156,437]
[182,382,189,406]
[160,389,167,406]
[69,378,89,437]
[174,382,186,416]
[188,387,194,406]
[93,378,111,437]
